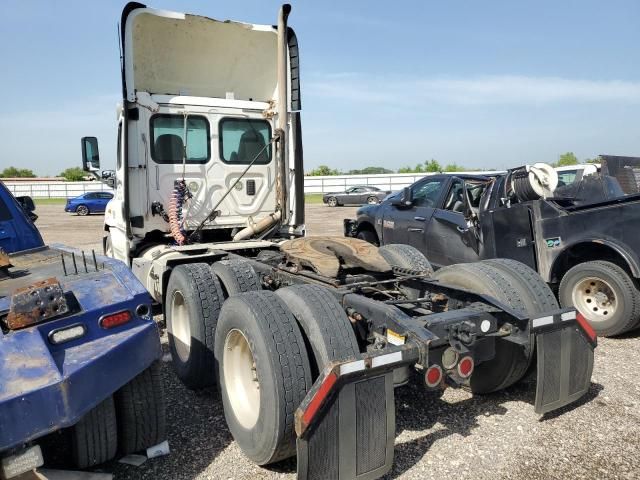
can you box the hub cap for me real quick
[572,276,617,323]
[224,329,260,429]
[170,291,191,362]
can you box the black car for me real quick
[346,158,640,337]
[322,185,391,207]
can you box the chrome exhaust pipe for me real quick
[276,4,291,223]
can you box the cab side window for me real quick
[411,179,444,207]
[444,181,465,213]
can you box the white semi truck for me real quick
[81,3,596,479]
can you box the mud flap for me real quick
[532,310,596,414]
[297,371,396,480]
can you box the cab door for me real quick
[381,177,446,260]
[426,179,482,267]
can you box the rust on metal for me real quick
[6,277,69,330]
[280,236,392,278]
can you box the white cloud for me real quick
[305,74,640,106]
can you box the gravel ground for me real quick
[37,204,640,479]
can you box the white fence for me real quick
[4,171,501,198]
[4,181,114,198]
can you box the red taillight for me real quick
[301,372,338,427]
[99,310,132,329]
[457,356,474,378]
[576,312,597,343]
[425,365,443,388]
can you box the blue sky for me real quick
[1,0,639,175]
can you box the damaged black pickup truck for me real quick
[346,156,640,337]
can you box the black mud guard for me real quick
[531,309,597,414]
[295,346,422,480]
[297,371,395,480]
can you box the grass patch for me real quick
[34,198,67,205]
[304,194,324,204]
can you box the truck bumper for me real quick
[0,321,161,452]
[295,309,595,480]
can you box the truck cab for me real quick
[82,3,304,264]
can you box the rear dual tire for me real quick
[214,285,359,465]
[68,362,166,468]
[434,260,557,394]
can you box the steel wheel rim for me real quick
[224,328,260,429]
[77,205,88,215]
[572,276,617,323]
[170,290,191,362]
[328,197,337,207]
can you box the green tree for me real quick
[59,167,86,181]
[0,167,36,178]
[444,163,465,172]
[348,166,394,175]
[584,157,600,164]
[308,165,340,176]
[424,159,442,172]
[555,152,579,167]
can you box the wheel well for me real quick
[551,242,637,283]
[356,221,379,240]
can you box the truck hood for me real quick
[121,2,279,102]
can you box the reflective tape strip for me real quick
[561,311,577,321]
[371,351,403,368]
[340,360,366,376]
[532,316,554,328]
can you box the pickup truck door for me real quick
[382,178,445,259]
[425,179,482,267]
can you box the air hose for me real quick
[168,179,192,245]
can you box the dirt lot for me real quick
[38,204,640,480]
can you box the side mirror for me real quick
[81,136,100,171]
[391,187,413,208]
[16,196,35,212]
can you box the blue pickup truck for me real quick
[0,181,165,478]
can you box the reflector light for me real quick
[302,372,338,426]
[576,312,597,343]
[49,324,86,345]
[425,365,443,388]
[99,310,132,329]
[457,356,474,378]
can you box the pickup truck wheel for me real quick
[379,244,433,299]
[215,291,312,465]
[559,261,640,336]
[211,258,261,297]
[276,284,359,377]
[115,362,167,454]
[326,196,338,207]
[70,396,118,468]
[433,262,534,394]
[76,204,89,216]
[356,228,379,246]
[483,259,558,313]
[166,263,224,389]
